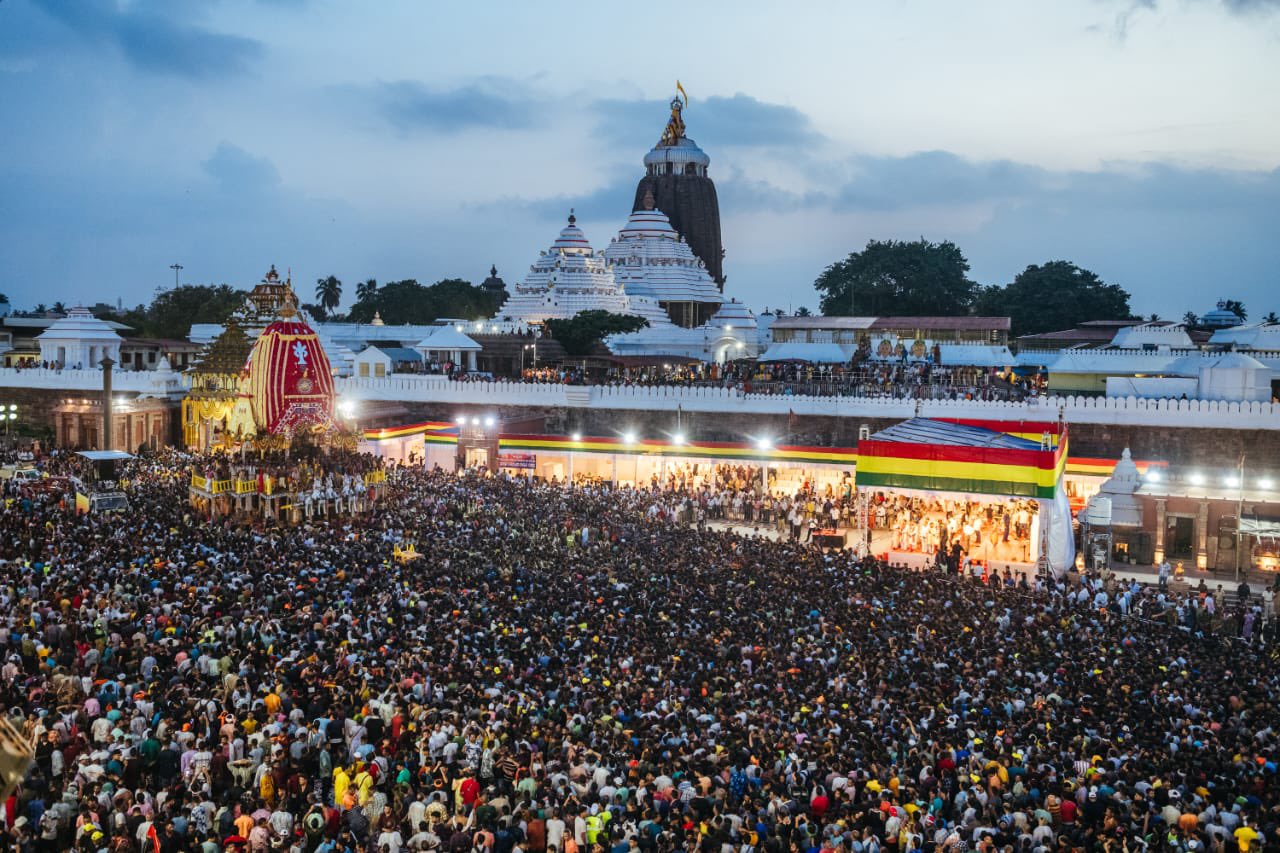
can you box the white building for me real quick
[1108,322,1194,350]
[1208,321,1280,350]
[602,199,723,328]
[495,213,672,328]
[36,306,123,369]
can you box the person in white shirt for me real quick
[546,812,566,853]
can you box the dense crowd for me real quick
[456,359,1038,403]
[1,450,1279,853]
[192,452,385,497]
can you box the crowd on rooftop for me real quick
[0,450,1278,853]
[449,360,1040,403]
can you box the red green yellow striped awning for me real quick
[855,417,1066,499]
[497,434,858,466]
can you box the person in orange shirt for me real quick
[233,806,254,840]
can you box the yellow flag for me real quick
[676,80,688,104]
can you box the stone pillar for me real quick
[100,357,115,452]
[1153,499,1167,565]
[1196,500,1210,570]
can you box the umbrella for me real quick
[251,808,271,821]
[223,836,248,845]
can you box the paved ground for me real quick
[705,519,1275,591]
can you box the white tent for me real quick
[415,326,482,371]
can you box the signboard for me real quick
[498,453,536,470]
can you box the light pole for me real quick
[169,263,183,288]
[3,403,15,436]
[1235,453,1246,583]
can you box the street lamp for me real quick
[3,403,15,436]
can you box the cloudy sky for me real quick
[2,0,1278,318]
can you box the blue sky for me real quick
[1,0,1278,319]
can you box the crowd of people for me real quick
[1,448,1279,853]
[452,358,1040,404]
[192,452,385,498]
[871,494,1037,566]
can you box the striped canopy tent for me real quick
[245,318,337,436]
[856,417,1073,574]
[856,417,1065,498]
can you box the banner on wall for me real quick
[498,453,536,470]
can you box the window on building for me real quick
[375,363,386,378]
[359,363,369,377]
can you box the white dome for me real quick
[549,213,593,256]
[643,137,710,168]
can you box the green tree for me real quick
[814,239,977,317]
[794,306,813,317]
[973,261,1131,338]
[1147,313,1161,322]
[1263,311,1279,324]
[300,303,327,323]
[1222,299,1247,322]
[355,278,378,302]
[348,278,500,324]
[544,310,649,356]
[51,301,67,315]
[315,275,343,317]
[117,284,247,339]
[1182,311,1200,327]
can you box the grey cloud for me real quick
[508,170,636,224]
[372,78,542,133]
[592,93,821,150]
[830,152,1045,212]
[1220,0,1280,10]
[202,143,281,192]
[29,0,262,78]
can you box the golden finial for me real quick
[660,82,687,146]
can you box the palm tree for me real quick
[1182,311,1199,327]
[1264,311,1279,324]
[1146,313,1161,322]
[315,276,342,317]
[51,301,67,315]
[1223,299,1247,321]
[355,278,378,303]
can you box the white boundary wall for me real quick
[334,375,1280,430]
[0,368,1276,430]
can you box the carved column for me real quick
[1153,499,1167,565]
[1196,501,1210,570]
